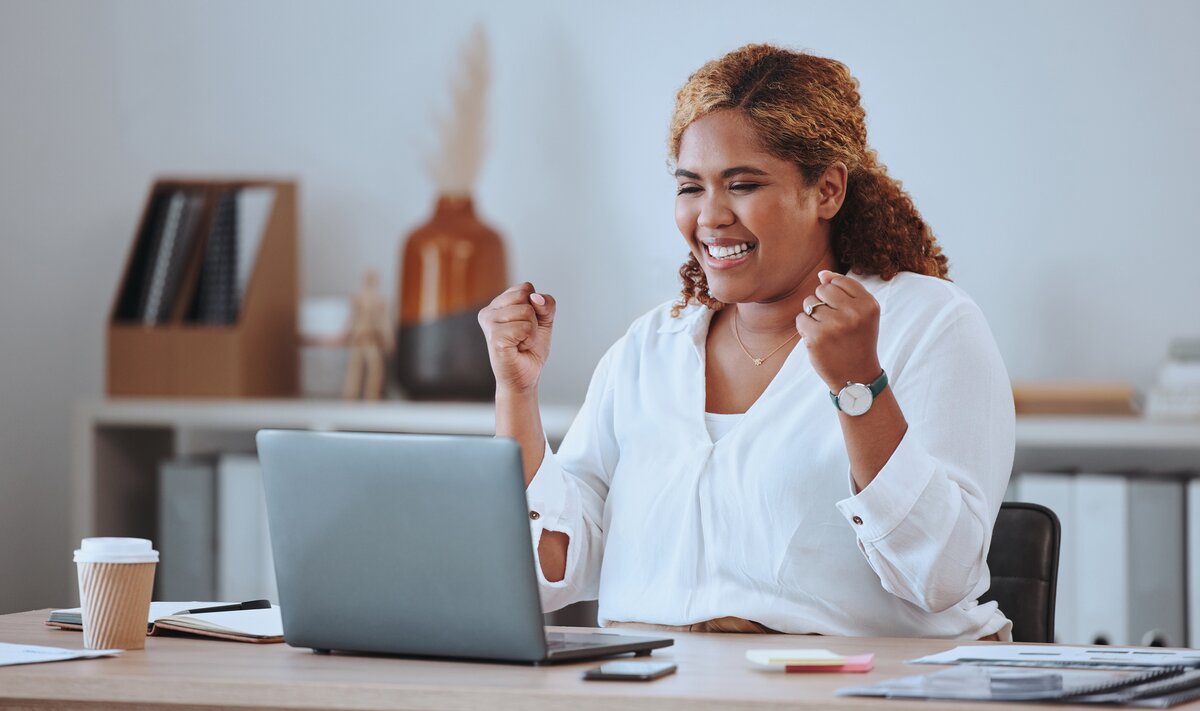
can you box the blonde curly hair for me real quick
[669,44,949,316]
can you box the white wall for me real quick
[1,0,1197,613]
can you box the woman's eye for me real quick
[676,185,701,196]
[730,182,761,193]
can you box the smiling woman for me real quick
[477,44,1016,641]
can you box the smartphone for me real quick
[582,660,677,681]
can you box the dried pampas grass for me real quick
[427,24,490,197]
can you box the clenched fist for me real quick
[794,270,883,393]
[477,282,557,395]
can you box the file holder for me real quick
[107,178,298,397]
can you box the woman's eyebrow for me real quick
[674,166,769,180]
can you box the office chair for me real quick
[980,501,1061,643]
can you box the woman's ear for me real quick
[814,161,848,221]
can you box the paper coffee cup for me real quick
[74,538,158,650]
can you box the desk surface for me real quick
[3,610,1187,711]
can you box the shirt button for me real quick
[529,511,541,520]
[851,515,863,525]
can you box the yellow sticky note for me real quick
[746,649,846,667]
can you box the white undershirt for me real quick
[525,271,1016,640]
[703,411,743,442]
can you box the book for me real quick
[46,601,283,644]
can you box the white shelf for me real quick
[76,397,580,438]
[69,399,1200,610]
[69,396,582,608]
[1016,415,1200,449]
[1014,415,1200,473]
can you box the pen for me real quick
[176,599,272,615]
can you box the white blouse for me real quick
[525,271,1016,640]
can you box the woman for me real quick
[478,44,1015,640]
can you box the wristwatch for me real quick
[829,370,889,416]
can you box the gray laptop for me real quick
[255,429,673,664]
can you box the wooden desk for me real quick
[3,610,1188,711]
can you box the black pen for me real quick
[176,599,272,615]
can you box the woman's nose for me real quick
[696,193,734,230]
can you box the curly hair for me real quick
[669,44,949,316]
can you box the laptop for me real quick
[255,429,673,664]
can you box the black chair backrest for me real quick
[980,501,1061,643]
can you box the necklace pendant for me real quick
[753,358,764,366]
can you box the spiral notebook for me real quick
[837,665,1200,706]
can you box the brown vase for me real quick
[396,195,507,400]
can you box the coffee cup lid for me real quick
[74,538,159,564]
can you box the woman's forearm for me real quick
[495,387,547,487]
[495,387,568,581]
[839,387,908,492]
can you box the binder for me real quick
[216,454,277,603]
[156,457,217,601]
[154,453,277,605]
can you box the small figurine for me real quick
[342,270,394,400]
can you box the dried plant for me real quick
[427,24,490,197]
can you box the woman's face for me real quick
[674,109,835,305]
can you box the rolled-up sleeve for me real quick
[834,300,1015,613]
[525,345,621,612]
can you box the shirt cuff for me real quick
[834,427,936,543]
[525,438,571,589]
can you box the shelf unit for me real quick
[70,402,1200,634]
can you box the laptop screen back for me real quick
[256,430,548,661]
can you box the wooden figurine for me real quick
[342,270,394,400]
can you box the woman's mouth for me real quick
[703,241,756,269]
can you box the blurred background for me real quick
[1,0,1198,626]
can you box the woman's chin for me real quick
[705,284,746,305]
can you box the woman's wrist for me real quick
[496,385,540,409]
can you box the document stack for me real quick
[1145,338,1200,420]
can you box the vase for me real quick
[396,195,507,400]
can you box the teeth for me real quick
[707,242,754,259]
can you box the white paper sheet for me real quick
[0,642,120,667]
[912,644,1200,669]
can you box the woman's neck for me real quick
[732,269,827,336]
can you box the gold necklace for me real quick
[730,309,800,366]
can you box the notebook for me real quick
[46,602,283,644]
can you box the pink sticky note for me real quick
[785,653,874,673]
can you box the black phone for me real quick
[582,660,677,681]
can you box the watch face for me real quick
[838,383,873,416]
